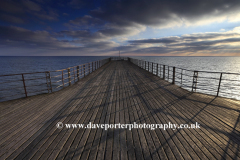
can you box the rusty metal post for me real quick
[92,62,93,72]
[172,67,176,84]
[160,65,162,78]
[88,63,90,75]
[163,65,165,79]
[192,71,198,92]
[217,73,222,96]
[181,69,183,86]
[81,65,83,78]
[152,63,154,74]
[148,62,149,72]
[68,68,71,86]
[62,70,64,87]
[49,72,52,92]
[83,64,85,77]
[45,71,52,93]
[45,72,49,93]
[168,66,169,80]
[73,67,75,83]
[77,66,79,81]
[22,74,27,97]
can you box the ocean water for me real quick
[0,56,240,101]
[0,56,109,75]
[133,56,240,73]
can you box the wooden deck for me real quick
[0,60,240,160]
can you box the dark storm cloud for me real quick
[63,0,240,47]
[90,0,240,28]
[0,25,118,56]
[0,14,25,24]
[0,0,58,23]
[0,26,72,48]
[58,30,106,41]
[128,37,180,44]
[124,32,240,54]
[1,0,240,56]
[67,15,105,29]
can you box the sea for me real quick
[0,56,240,101]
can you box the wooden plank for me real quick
[1,60,240,160]
[2,62,112,160]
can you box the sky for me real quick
[1,0,240,56]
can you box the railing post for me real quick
[148,62,149,72]
[145,61,146,70]
[92,62,93,72]
[88,63,90,74]
[45,71,52,93]
[181,69,183,86]
[77,66,80,81]
[160,65,162,78]
[217,73,222,96]
[81,65,83,78]
[62,70,64,87]
[192,71,198,92]
[22,74,27,97]
[45,72,49,93]
[73,68,76,83]
[95,61,96,70]
[49,72,52,92]
[163,65,165,79]
[152,63,154,74]
[83,64,85,77]
[68,68,71,86]
[156,64,158,76]
[172,67,175,84]
[168,66,169,80]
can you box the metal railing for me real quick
[110,57,128,61]
[0,58,111,102]
[1,56,240,102]
[129,58,240,100]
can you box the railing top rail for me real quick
[130,57,240,75]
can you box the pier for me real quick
[0,58,240,159]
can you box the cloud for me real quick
[0,0,24,13]
[34,10,58,21]
[0,25,121,55]
[0,14,25,24]
[22,0,42,11]
[89,0,240,29]
[67,15,105,29]
[63,0,240,46]
[124,28,240,55]
[0,26,74,49]
[1,0,240,56]
[128,37,180,44]
[0,0,58,23]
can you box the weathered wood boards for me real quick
[0,60,239,160]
